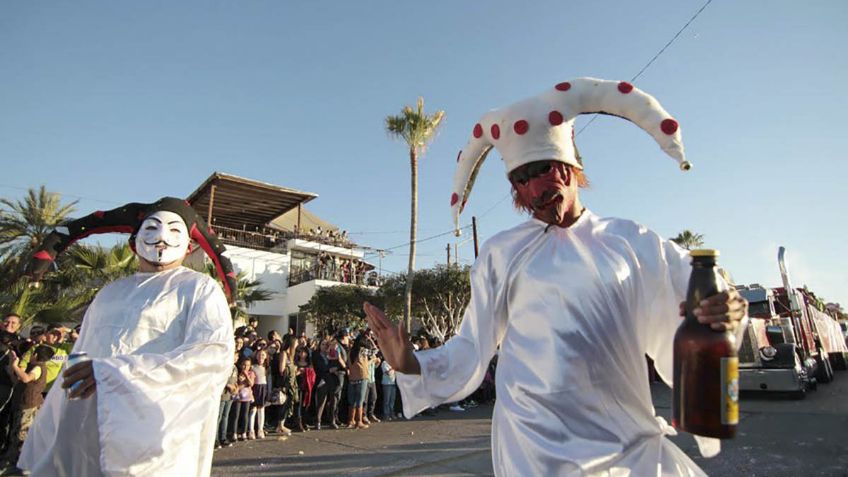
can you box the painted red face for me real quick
[511,161,577,226]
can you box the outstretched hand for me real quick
[679,288,748,333]
[363,302,421,375]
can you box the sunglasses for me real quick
[508,161,557,185]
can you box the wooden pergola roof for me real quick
[186,172,317,230]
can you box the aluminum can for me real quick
[65,352,90,399]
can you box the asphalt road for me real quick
[212,376,848,477]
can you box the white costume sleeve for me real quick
[90,279,234,475]
[396,245,508,417]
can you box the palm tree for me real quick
[0,186,77,281]
[58,243,138,303]
[385,97,445,332]
[0,243,139,326]
[671,230,705,250]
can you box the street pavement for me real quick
[212,375,848,477]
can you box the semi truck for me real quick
[735,246,841,398]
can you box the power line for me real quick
[362,225,472,258]
[478,192,512,219]
[576,0,712,137]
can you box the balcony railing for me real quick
[212,225,358,252]
[288,265,383,288]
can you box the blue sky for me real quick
[2,1,846,305]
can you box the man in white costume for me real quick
[365,78,748,476]
[19,197,238,476]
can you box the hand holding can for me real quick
[63,352,95,400]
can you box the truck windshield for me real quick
[747,300,772,318]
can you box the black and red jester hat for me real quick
[28,197,238,305]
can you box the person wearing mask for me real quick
[20,197,236,476]
[365,79,747,476]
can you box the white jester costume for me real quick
[396,78,742,476]
[20,198,237,477]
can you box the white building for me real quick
[185,172,378,338]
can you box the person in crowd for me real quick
[330,330,350,426]
[248,349,270,440]
[364,78,747,476]
[1,316,21,342]
[380,353,397,421]
[3,345,55,464]
[216,351,239,449]
[234,317,259,339]
[363,331,381,424]
[294,345,315,432]
[234,357,255,441]
[275,335,299,436]
[268,330,282,350]
[311,340,336,430]
[18,324,73,394]
[346,335,371,429]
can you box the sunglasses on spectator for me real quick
[508,160,558,185]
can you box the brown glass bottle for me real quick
[672,249,738,439]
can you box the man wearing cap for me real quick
[18,324,74,394]
[365,78,748,476]
[18,197,237,477]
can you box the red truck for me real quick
[735,247,843,398]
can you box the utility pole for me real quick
[446,243,451,266]
[472,216,479,258]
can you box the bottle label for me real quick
[721,357,739,425]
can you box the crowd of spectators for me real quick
[289,253,379,287]
[214,316,497,449]
[295,226,353,248]
[0,313,77,466]
[0,311,497,464]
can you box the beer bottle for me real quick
[672,249,738,438]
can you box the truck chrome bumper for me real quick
[739,368,804,392]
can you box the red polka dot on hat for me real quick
[513,120,529,135]
[473,124,483,138]
[661,118,679,135]
[450,193,459,206]
[618,82,634,94]
[555,82,571,91]
[548,111,564,126]
[491,124,501,140]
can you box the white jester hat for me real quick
[450,77,691,234]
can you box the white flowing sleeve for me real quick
[90,279,234,475]
[396,245,508,418]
